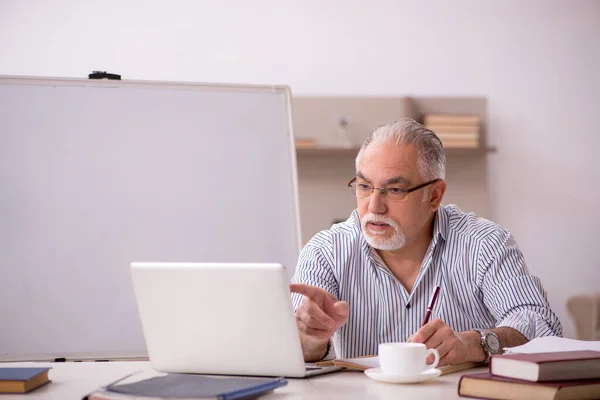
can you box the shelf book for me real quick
[424,114,481,126]
[294,138,317,149]
[423,114,481,150]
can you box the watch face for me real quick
[485,334,501,354]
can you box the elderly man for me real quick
[290,119,562,366]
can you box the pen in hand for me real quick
[421,285,440,326]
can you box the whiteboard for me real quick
[0,76,302,361]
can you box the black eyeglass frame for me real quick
[347,177,440,200]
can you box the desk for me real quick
[0,361,485,399]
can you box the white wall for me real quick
[1,0,598,339]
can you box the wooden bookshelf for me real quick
[291,96,491,156]
[296,147,360,157]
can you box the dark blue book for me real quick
[104,373,287,399]
[0,367,51,393]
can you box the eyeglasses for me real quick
[348,177,440,201]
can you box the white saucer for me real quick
[364,368,442,384]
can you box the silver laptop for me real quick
[129,262,340,378]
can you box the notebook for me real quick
[316,355,479,375]
[85,372,287,400]
[129,262,341,378]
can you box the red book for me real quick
[489,350,600,382]
[458,372,600,400]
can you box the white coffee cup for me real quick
[378,342,440,376]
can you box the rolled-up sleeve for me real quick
[478,230,563,340]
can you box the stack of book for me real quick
[458,350,600,399]
[423,114,480,149]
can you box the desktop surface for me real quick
[0,361,485,399]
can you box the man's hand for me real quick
[290,283,350,362]
[408,319,486,366]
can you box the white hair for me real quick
[355,118,446,182]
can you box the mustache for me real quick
[361,213,406,251]
[361,214,401,235]
[362,213,395,226]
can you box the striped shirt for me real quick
[291,204,562,359]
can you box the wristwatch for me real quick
[473,329,501,363]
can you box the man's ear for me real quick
[429,180,446,212]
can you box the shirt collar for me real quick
[432,204,449,243]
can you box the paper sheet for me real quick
[504,336,600,354]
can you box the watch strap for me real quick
[473,328,491,364]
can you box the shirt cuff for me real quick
[321,338,336,361]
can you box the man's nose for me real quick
[368,188,387,214]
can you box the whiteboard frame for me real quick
[0,75,303,361]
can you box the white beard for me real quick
[361,213,406,251]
